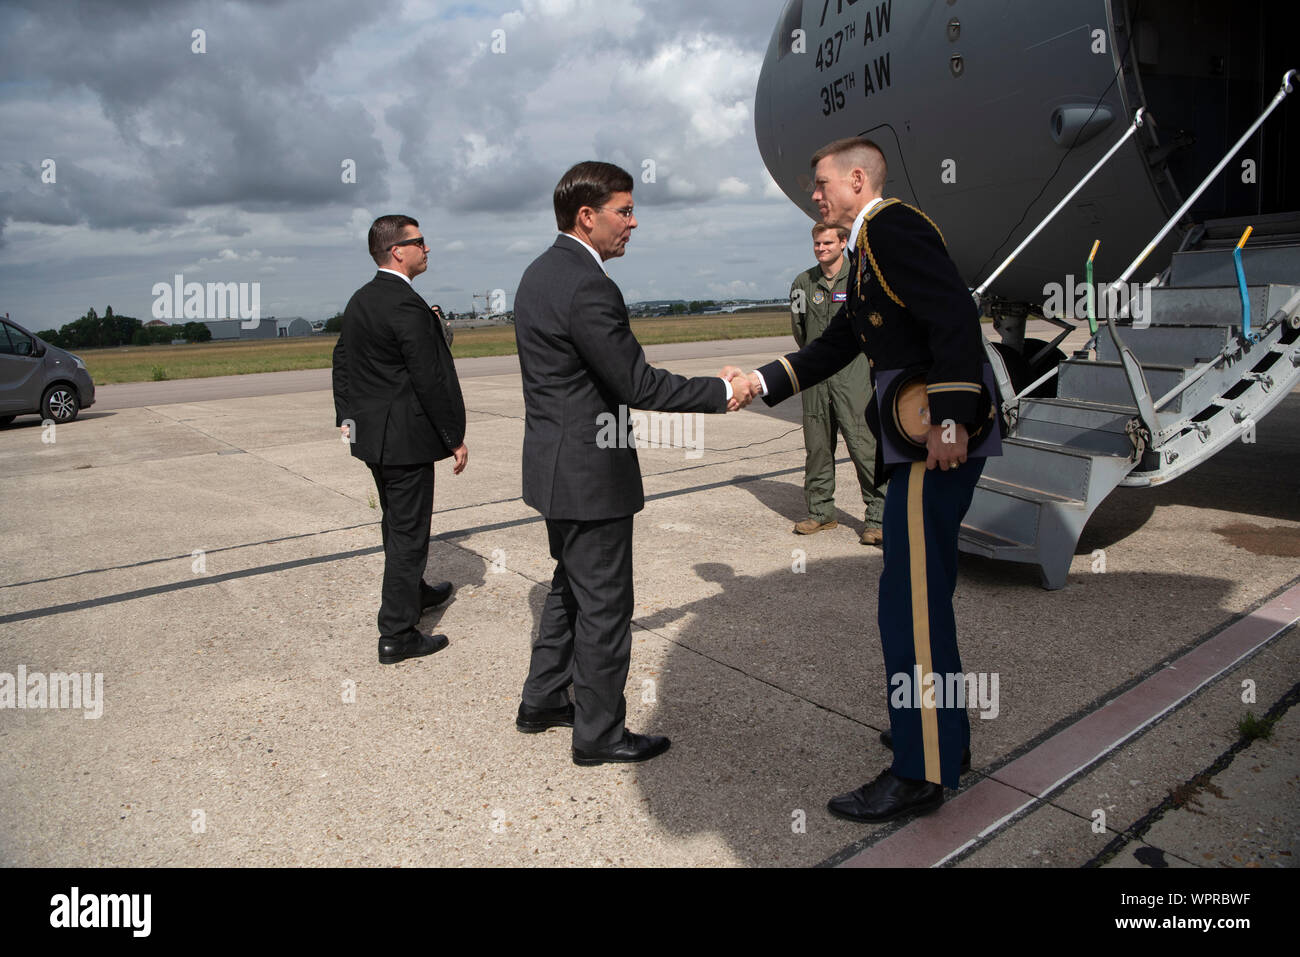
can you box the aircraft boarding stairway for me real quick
[959,216,1300,589]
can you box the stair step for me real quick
[961,488,1041,555]
[1095,324,1233,367]
[1144,284,1299,329]
[1055,358,1187,411]
[1021,395,1138,420]
[1003,408,1138,460]
[958,523,1034,556]
[960,436,1137,589]
[1001,433,1128,457]
[982,436,1096,502]
[1170,245,1300,288]
[976,474,1085,507]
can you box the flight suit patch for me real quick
[812,289,825,305]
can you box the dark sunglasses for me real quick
[390,237,427,249]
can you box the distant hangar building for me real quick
[201,317,312,340]
[276,317,313,337]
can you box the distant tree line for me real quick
[655,301,717,316]
[36,306,212,350]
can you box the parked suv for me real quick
[0,318,96,425]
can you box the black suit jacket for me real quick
[332,271,466,465]
[515,235,727,520]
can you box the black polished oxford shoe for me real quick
[572,731,670,767]
[827,768,943,823]
[880,730,971,773]
[516,701,575,733]
[420,580,454,611]
[378,632,448,665]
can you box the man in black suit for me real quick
[332,215,468,665]
[513,161,754,766]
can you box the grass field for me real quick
[78,312,794,384]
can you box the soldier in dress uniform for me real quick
[789,222,885,545]
[726,137,992,822]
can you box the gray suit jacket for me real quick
[515,235,727,520]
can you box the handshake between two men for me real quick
[330,148,988,834]
[720,365,761,413]
[718,362,970,471]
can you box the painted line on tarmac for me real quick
[0,461,808,624]
[0,430,806,590]
[0,546,381,625]
[0,521,385,589]
[828,580,1300,868]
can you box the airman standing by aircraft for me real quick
[789,221,884,545]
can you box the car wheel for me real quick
[42,385,80,423]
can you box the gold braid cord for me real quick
[859,200,949,310]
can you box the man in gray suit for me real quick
[513,161,754,765]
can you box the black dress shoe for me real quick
[827,768,943,823]
[420,580,453,611]
[573,731,670,766]
[516,701,575,733]
[378,632,448,665]
[880,730,971,773]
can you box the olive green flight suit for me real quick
[790,258,884,527]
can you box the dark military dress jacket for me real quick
[758,198,986,479]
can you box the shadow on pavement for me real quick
[733,474,871,536]
[622,557,1238,866]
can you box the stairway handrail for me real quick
[974,109,1147,298]
[1108,70,1296,290]
[1151,287,1300,416]
[1093,70,1296,446]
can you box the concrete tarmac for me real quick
[0,336,1296,867]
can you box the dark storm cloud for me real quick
[0,0,812,318]
[0,161,188,232]
[382,1,779,219]
[382,15,558,216]
[0,0,391,231]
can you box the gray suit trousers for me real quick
[523,516,634,751]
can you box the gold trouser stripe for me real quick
[906,462,940,783]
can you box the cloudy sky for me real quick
[0,0,819,328]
